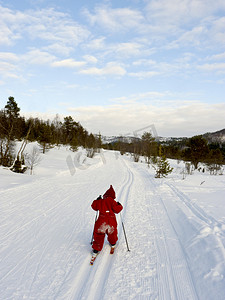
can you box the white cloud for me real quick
[44,43,74,56]
[209,52,225,61]
[0,61,16,72]
[129,58,187,78]
[0,6,23,45]
[0,52,19,61]
[0,5,90,50]
[85,38,150,61]
[81,1,225,61]
[26,9,90,47]
[52,59,86,68]
[83,55,98,64]
[146,0,225,26]
[0,25,13,46]
[129,71,160,78]
[83,5,144,33]
[111,91,170,103]
[109,42,147,58]
[133,59,156,66]
[0,60,21,79]
[198,63,225,73]
[85,37,106,50]
[79,62,126,76]
[140,0,225,50]
[209,16,225,45]
[167,26,206,49]
[66,102,225,137]
[24,49,56,65]
[146,0,189,27]
[0,52,24,81]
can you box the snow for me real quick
[1,145,225,299]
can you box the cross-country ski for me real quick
[90,252,99,265]
[90,245,115,265]
[110,246,115,255]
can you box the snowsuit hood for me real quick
[103,185,116,199]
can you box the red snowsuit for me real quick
[91,185,123,252]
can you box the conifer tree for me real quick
[184,136,209,169]
[0,97,21,167]
[141,132,157,167]
[5,96,20,119]
[155,145,173,178]
[38,121,52,153]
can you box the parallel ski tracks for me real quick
[152,191,199,300]
[166,182,225,238]
[68,247,114,300]
[165,182,225,266]
[67,158,134,300]
[156,180,225,300]
[141,170,199,300]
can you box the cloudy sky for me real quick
[0,0,225,137]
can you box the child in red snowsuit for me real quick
[91,185,123,253]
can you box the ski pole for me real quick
[90,195,102,245]
[90,211,98,245]
[120,213,130,252]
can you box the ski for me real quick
[90,247,115,265]
[110,247,115,254]
[90,256,97,265]
[90,253,99,265]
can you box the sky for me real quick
[0,0,225,138]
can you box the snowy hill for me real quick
[203,128,225,144]
[102,128,225,145]
[1,146,225,299]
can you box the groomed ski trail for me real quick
[1,149,225,299]
[105,161,199,300]
[66,159,133,300]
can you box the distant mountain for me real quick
[102,128,225,145]
[203,128,225,144]
[102,135,140,144]
[101,134,187,145]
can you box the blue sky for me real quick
[0,0,225,137]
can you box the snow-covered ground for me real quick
[1,145,225,299]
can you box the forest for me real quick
[0,97,101,171]
[104,132,225,176]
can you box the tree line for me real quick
[103,131,225,176]
[0,97,101,170]
[103,132,174,178]
[162,135,225,174]
[1,96,224,176]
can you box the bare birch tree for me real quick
[25,146,41,175]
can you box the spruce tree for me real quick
[141,132,157,167]
[5,96,20,119]
[155,145,173,178]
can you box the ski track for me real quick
[149,174,225,300]
[139,167,198,300]
[150,185,198,300]
[1,150,225,299]
[160,181,225,300]
[166,182,225,241]
[100,160,199,300]
[67,158,134,300]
